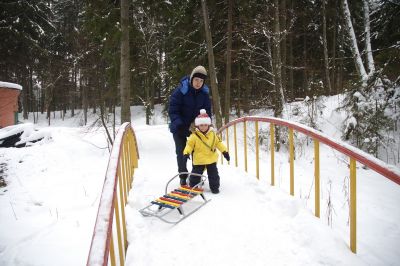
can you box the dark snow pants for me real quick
[189,163,220,191]
[173,133,188,179]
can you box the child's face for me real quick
[198,124,209,132]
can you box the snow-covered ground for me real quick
[1,96,399,265]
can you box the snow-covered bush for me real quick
[300,96,325,130]
[341,75,399,157]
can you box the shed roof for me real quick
[0,81,22,90]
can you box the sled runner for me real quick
[139,172,210,224]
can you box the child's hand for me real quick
[183,154,191,160]
[222,151,230,161]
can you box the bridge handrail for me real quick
[218,116,400,185]
[87,122,139,266]
[217,116,400,253]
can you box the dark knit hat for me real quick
[190,66,207,83]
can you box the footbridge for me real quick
[86,117,400,266]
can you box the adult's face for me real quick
[192,77,204,90]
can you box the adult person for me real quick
[168,66,212,185]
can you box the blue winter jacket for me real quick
[168,76,212,136]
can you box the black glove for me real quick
[177,125,187,138]
[183,154,190,160]
[222,151,230,161]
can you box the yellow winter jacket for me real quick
[183,127,228,165]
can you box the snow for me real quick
[0,123,52,147]
[0,124,35,141]
[0,124,109,265]
[1,96,400,266]
[0,81,22,90]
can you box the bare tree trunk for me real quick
[273,0,285,151]
[145,72,151,125]
[82,79,88,125]
[120,0,131,123]
[243,63,250,114]
[331,0,338,94]
[46,84,52,126]
[22,71,28,119]
[342,0,368,85]
[224,0,233,125]
[336,0,345,94]
[29,67,35,123]
[289,0,294,100]
[302,21,308,96]
[236,62,241,117]
[71,65,76,117]
[201,0,222,129]
[363,0,375,77]
[99,91,113,145]
[272,0,284,116]
[337,17,345,94]
[322,0,332,94]
[280,0,287,95]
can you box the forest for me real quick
[0,0,399,159]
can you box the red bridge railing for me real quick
[218,116,400,253]
[87,122,139,266]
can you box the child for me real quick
[183,109,230,194]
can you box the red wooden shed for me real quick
[0,81,22,128]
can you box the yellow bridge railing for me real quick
[87,122,139,266]
[218,116,400,254]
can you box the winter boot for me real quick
[211,188,219,194]
[180,177,187,186]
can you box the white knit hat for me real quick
[190,65,207,82]
[195,109,211,126]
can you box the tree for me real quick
[132,3,161,125]
[0,0,55,119]
[224,0,233,124]
[322,0,332,94]
[201,0,222,129]
[340,0,399,159]
[342,0,368,85]
[272,0,285,116]
[120,0,131,123]
[363,0,375,77]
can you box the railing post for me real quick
[126,134,132,188]
[131,129,139,169]
[118,165,128,250]
[314,139,320,218]
[289,128,294,196]
[350,158,357,253]
[226,127,230,165]
[122,144,129,204]
[131,132,136,185]
[244,120,248,172]
[234,123,238,167]
[270,123,275,186]
[113,195,125,266]
[255,121,259,179]
[110,235,116,266]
